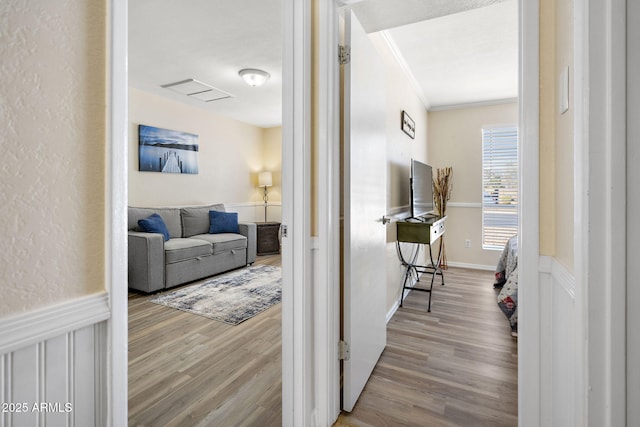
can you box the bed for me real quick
[495,235,518,335]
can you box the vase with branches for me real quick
[433,167,453,269]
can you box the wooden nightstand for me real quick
[256,222,281,255]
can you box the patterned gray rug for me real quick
[149,265,281,325]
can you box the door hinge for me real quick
[280,224,288,238]
[339,45,351,65]
[339,340,350,360]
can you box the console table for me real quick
[396,215,446,312]
[256,222,281,255]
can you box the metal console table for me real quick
[396,215,446,312]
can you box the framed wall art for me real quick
[401,110,415,139]
[138,124,199,174]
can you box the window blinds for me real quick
[482,126,519,250]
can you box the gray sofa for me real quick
[128,204,257,293]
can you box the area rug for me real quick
[149,265,281,325]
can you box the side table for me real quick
[256,222,281,255]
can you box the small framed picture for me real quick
[401,110,415,139]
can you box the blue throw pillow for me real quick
[138,213,170,241]
[209,210,239,234]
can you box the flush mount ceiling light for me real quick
[238,69,270,87]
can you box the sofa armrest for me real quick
[238,222,257,264]
[128,231,165,293]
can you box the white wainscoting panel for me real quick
[225,202,282,224]
[0,294,109,427]
[538,256,576,426]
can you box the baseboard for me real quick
[0,292,110,355]
[386,300,400,324]
[386,271,422,324]
[445,261,495,271]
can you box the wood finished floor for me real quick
[128,254,282,427]
[128,261,516,427]
[335,267,518,427]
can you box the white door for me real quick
[342,9,388,412]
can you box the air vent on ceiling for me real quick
[161,78,233,102]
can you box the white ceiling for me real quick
[381,0,518,108]
[129,0,283,128]
[129,0,517,128]
[349,0,510,33]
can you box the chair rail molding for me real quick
[0,292,109,356]
[0,296,110,426]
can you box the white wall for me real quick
[129,88,282,222]
[428,103,518,269]
[368,33,429,315]
[538,257,576,426]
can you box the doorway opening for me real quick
[125,1,286,425]
[328,0,537,424]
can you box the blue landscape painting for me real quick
[138,124,199,174]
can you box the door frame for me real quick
[575,0,627,425]
[281,0,314,425]
[315,0,542,425]
[107,0,128,425]
[517,0,541,424]
[314,0,342,424]
[106,0,309,425]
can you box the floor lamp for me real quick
[258,171,272,222]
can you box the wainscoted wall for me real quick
[0,294,109,427]
[538,256,576,426]
[225,201,282,224]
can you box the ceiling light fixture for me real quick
[239,68,270,87]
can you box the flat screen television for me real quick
[410,159,434,219]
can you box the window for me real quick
[482,126,518,250]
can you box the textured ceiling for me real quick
[350,0,511,33]
[129,0,517,127]
[129,0,282,128]
[383,0,518,108]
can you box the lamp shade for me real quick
[258,171,273,187]
[239,68,270,87]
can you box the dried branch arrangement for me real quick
[433,166,453,217]
[433,167,452,269]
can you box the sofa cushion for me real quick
[129,207,182,238]
[191,233,247,254]
[138,213,170,241]
[181,204,226,237]
[163,238,212,264]
[209,210,239,234]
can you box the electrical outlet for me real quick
[464,239,471,248]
